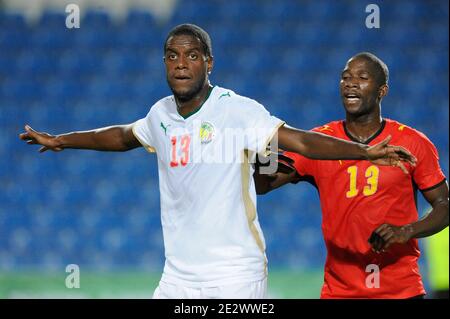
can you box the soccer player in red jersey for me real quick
[255,52,449,299]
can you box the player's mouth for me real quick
[343,93,361,102]
[173,75,192,81]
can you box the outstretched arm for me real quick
[276,125,416,171]
[369,181,449,252]
[19,123,141,152]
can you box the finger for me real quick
[25,125,38,138]
[377,227,394,240]
[39,146,48,153]
[368,232,376,244]
[371,231,385,249]
[19,132,31,140]
[379,135,392,147]
[373,237,384,252]
[380,231,395,243]
[26,140,37,145]
[396,161,409,174]
[382,147,399,162]
[369,232,383,252]
[389,154,400,166]
[394,146,417,165]
[277,160,296,174]
[396,151,417,164]
[369,237,378,251]
[369,239,377,252]
[374,224,387,234]
[278,153,295,165]
[380,238,394,252]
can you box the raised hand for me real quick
[367,135,417,174]
[19,125,63,153]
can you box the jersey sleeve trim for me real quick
[241,150,267,257]
[260,121,286,156]
[131,123,156,153]
[420,178,447,192]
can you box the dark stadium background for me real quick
[0,0,448,298]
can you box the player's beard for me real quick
[168,74,207,103]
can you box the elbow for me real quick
[119,142,135,152]
[433,199,449,228]
[254,181,270,195]
[443,204,449,227]
[256,188,269,195]
[112,141,132,152]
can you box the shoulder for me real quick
[140,95,176,120]
[213,86,267,111]
[150,95,175,113]
[385,119,440,156]
[385,119,434,144]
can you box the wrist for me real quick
[54,135,65,149]
[401,223,415,240]
[361,144,370,160]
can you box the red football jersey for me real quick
[284,119,446,299]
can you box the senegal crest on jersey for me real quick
[199,121,215,144]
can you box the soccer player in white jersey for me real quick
[20,24,416,299]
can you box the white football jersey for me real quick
[133,86,284,287]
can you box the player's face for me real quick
[164,34,211,101]
[339,58,381,116]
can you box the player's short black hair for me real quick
[352,52,389,86]
[164,23,213,59]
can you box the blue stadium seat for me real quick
[0,51,17,79]
[38,11,67,29]
[0,12,28,30]
[82,10,112,29]
[16,51,60,77]
[0,30,29,52]
[59,51,104,76]
[1,2,447,271]
[72,28,117,49]
[30,27,72,51]
[1,78,43,101]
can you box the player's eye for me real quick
[188,53,198,60]
[167,53,177,60]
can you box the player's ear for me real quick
[206,55,214,74]
[378,84,388,99]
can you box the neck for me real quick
[176,83,213,117]
[345,110,383,143]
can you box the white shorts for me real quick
[152,278,267,299]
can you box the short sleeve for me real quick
[243,101,284,154]
[132,112,156,153]
[412,132,446,191]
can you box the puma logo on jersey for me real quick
[161,122,171,135]
[219,92,231,99]
[398,125,406,131]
